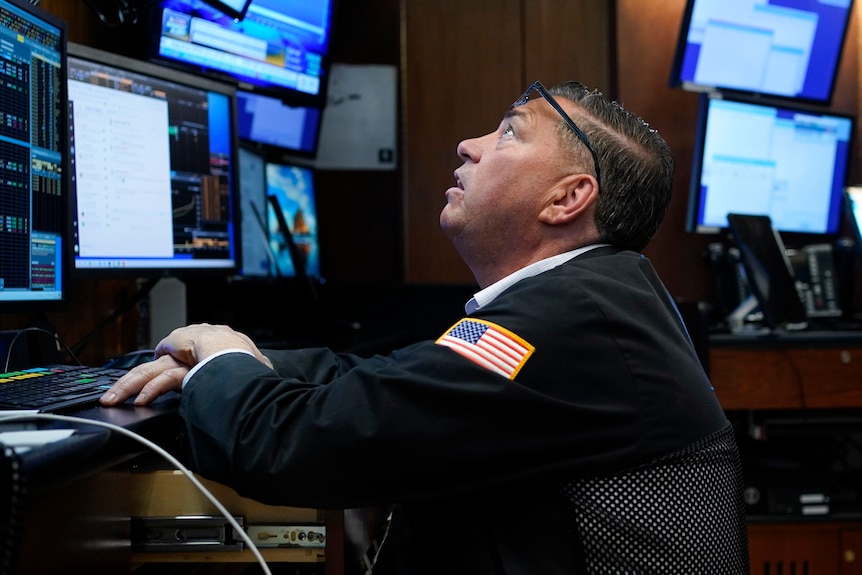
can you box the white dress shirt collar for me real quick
[464,244,610,314]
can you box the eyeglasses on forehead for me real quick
[513,81,602,188]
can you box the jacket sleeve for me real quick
[178,337,642,509]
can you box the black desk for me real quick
[0,395,181,575]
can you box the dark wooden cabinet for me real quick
[711,335,862,410]
[712,334,862,571]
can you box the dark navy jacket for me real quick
[178,247,734,574]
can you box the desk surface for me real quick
[711,329,862,348]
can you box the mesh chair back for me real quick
[562,424,750,574]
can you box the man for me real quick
[101,81,749,574]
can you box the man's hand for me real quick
[99,353,189,406]
[99,323,272,406]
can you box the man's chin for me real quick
[439,207,459,239]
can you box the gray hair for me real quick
[548,82,674,252]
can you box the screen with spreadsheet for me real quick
[0,0,67,311]
[686,94,853,236]
[669,0,854,104]
[68,42,241,277]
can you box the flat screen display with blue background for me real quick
[687,95,853,235]
[237,90,322,156]
[151,0,335,106]
[670,0,854,103]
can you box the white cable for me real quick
[0,412,273,575]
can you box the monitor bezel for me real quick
[0,0,69,314]
[685,92,855,242]
[67,42,243,280]
[140,0,337,108]
[202,0,252,21]
[668,0,855,106]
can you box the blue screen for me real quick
[671,0,854,103]
[236,90,321,156]
[688,95,853,235]
[154,0,334,104]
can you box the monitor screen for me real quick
[686,94,853,235]
[237,90,322,157]
[0,0,67,312]
[68,42,240,277]
[237,147,271,277]
[146,0,335,106]
[669,0,854,104]
[265,161,320,279]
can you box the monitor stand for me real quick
[148,277,187,348]
[726,294,764,334]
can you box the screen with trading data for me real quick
[0,0,66,310]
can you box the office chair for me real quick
[561,424,750,573]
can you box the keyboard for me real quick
[0,365,128,412]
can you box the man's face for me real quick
[440,97,573,256]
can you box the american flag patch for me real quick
[436,318,534,379]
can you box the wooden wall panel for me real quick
[523,0,614,95]
[401,0,523,284]
[35,0,96,44]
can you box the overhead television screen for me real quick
[686,94,853,236]
[147,0,336,106]
[670,0,854,104]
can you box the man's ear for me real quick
[539,173,598,225]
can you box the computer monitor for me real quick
[686,94,853,236]
[265,160,320,279]
[669,0,854,104]
[0,0,67,312]
[68,42,241,278]
[143,0,336,107]
[237,90,323,158]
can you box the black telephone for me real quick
[790,243,842,319]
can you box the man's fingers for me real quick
[132,365,190,405]
[99,355,188,406]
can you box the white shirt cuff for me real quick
[182,348,256,389]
